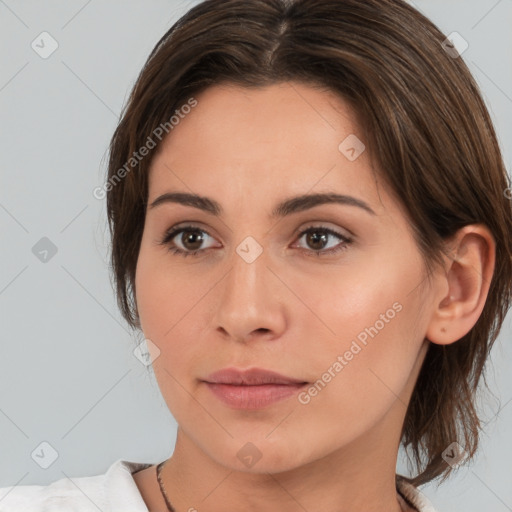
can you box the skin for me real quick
[132,81,495,512]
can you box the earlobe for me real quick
[425,224,496,346]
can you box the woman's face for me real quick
[135,81,436,472]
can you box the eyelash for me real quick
[159,224,353,258]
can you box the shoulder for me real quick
[0,459,153,512]
[396,475,438,512]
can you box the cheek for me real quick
[289,300,423,448]
[135,251,207,415]
[135,246,217,390]
[135,242,208,337]
[292,249,427,407]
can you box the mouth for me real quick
[202,367,308,409]
[203,381,308,409]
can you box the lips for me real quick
[202,367,308,409]
[203,367,307,386]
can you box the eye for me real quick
[292,226,353,257]
[159,225,218,257]
[158,224,353,258]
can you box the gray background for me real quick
[0,1,511,510]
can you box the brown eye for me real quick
[294,226,353,257]
[160,225,216,257]
[305,230,329,250]
[177,229,205,251]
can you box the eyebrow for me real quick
[148,191,376,217]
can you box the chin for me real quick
[209,436,311,475]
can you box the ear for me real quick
[425,224,496,345]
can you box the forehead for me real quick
[148,82,371,192]
[164,81,359,151]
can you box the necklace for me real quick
[156,459,177,512]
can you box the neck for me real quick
[159,406,407,512]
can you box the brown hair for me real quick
[105,0,512,487]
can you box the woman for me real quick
[1,0,510,511]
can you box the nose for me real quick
[212,243,287,344]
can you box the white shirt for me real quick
[0,459,438,512]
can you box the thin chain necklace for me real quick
[156,459,177,512]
